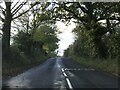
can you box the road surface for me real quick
[2,57,119,89]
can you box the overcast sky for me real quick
[56,21,76,56]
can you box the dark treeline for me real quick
[0,2,59,76]
[1,2,59,62]
[60,2,120,75]
[56,2,120,59]
[0,2,120,76]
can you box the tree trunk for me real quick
[2,2,12,61]
[93,36,108,59]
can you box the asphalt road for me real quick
[2,57,119,90]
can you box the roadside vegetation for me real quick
[64,23,119,76]
[3,24,59,78]
[1,2,59,78]
[70,56,118,76]
[0,2,120,78]
[62,2,120,77]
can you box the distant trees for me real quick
[64,23,120,59]
[11,3,59,60]
[12,24,59,59]
[61,2,120,59]
[1,1,120,60]
[33,25,59,56]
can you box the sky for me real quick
[56,21,76,56]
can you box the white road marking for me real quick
[61,68,73,90]
[66,78,73,90]
[61,68,64,72]
[63,72,67,77]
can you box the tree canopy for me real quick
[1,1,120,61]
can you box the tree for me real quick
[51,2,120,58]
[33,25,59,56]
[12,24,59,59]
[0,1,41,60]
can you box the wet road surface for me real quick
[2,57,119,89]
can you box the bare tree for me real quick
[0,0,41,60]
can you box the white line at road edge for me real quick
[61,68,73,90]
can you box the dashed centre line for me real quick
[61,68,64,72]
[61,68,73,90]
[63,72,67,77]
[66,78,73,90]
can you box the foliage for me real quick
[33,25,59,54]
[1,2,120,76]
[63,2,119,76]
[61,2,120,59]
[12,24,59,58]
[0,1,43,60]
[71,56,118,76]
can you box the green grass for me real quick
[72,56,118,76]
[3,54,48,79]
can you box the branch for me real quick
[105,2,119,12]
[77,3,88,14]
[62,2,87,23]
[0,5,5,11]
[12,2,41,20]
[11,1,20,10]
[0,5,5,22]
[97,17,120,21]
[54,2,88,23]
[0,15,4,22]
[62,3,79,19]
[12,2,27,17]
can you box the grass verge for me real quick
[2,56,48,80]
[71,56,119,77]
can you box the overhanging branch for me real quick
[12,2,27,17]
[12,2,41,20]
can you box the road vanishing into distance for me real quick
[3,57,119,90]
